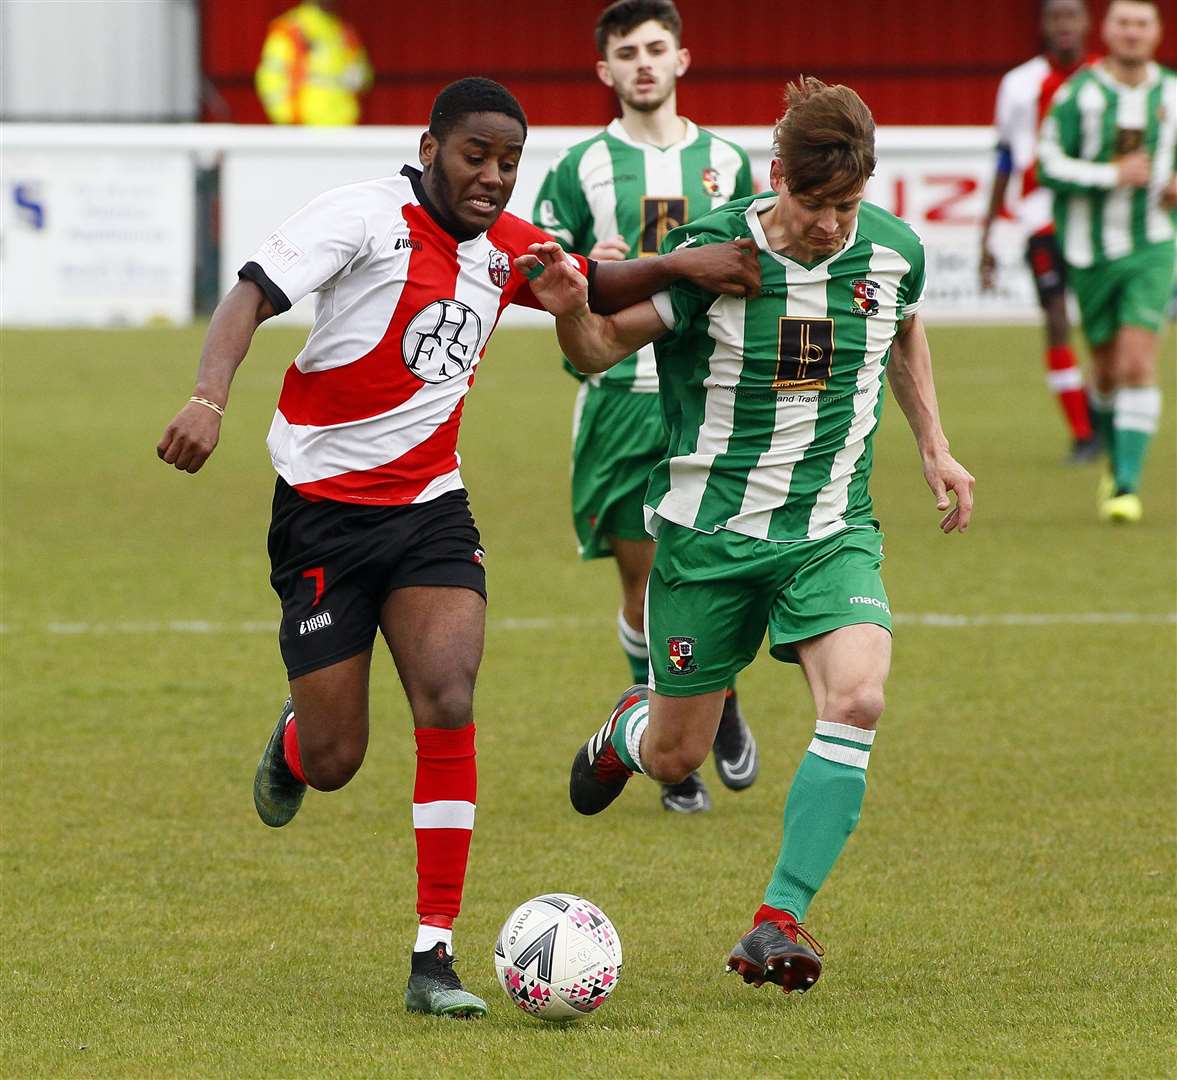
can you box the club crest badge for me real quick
[667,636,698,675]
[851,278,880,317]
[701,167,721,197]
[488,248,511,289]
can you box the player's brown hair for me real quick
[772,77,877,199]
[595,0,682,55]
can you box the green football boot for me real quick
[405,943,487,1019]
[253,699,306,828]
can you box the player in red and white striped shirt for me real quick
[157,77,759,1019]
[979,0,1100,463]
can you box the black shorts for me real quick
[1025,232,1068,306]
[267,479,487,680]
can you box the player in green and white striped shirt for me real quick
[520,78,975,992]
[532,0,756,814]
[1038,0,1176,524]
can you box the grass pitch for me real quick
[1,322,1174,1078]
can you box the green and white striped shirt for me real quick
[534,119,753,392]
[645,196,925,543]
[1038,61,1176,268]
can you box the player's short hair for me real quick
[595,0,683,55]
[428,78,528,142]
[771,77,877,199]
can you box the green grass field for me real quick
[2,323,1174,1079]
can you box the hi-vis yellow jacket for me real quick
[255,2,372,126]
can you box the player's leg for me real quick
[377,490,489,1018]
[1028,234,1095,460]
[1101,245,1171,522]
[610,534,656,684]
[569,525,769,814]
[728,527,892,994]
[255,479,387,827]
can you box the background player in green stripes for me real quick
[520,78,975,992]
[533,0,758,813]
[1038,0,1176,524]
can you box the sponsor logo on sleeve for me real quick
[262,231,304,271]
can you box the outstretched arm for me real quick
[156,280,275,473]
[886,315,975,534]
[516,242,669,372]
[589,236,759,313]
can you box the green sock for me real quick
[1089,389,1116,473]
[763,721,873,921]
[1112,386,1161,494]
[608,699,648,774]
[617,612,650,685]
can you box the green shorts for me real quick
[571,383,666,560]
[1068,241,1176,347]
[646,522,892,697]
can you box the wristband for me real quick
[189,396,225,417]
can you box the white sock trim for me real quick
[815,720,876,746]
[1113,386,1161,434]
[807,738,870,770]
[617,611,649,659]
[624,704,649,774]
[1046,368,1084,392]
[414,925,453,952]
[412,800,476,830]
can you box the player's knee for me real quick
[303,737,366,791]
[825,683,885,730]
[410,684,475,730]
[646,741,709,784]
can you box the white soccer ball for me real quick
[494,893,623,1021]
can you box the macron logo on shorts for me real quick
[299,610,334,636]
[849,596,891,615]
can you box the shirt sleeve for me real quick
[532,150,592,252]
[237,186,367,313]
[899,235,927,319]
[1037,85,1119,194]
[733,149,755,199]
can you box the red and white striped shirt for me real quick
[241,165,585,505]
[994,53,1097,236]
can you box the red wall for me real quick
[202,0,1177,127]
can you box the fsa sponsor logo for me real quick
[262,230,303,270]
[299,610,334,636]
[849,595,890,614]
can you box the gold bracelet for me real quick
[189,396,225,417]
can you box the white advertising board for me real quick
[217,126,1035,328]
[0,148,195,326]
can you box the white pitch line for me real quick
[0,612,1173,636]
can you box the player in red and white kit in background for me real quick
[156,78,759,1020]
[979,0,1101,463]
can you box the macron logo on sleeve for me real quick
[262,231,304,271]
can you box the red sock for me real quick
[1046,345,1093,440]
[413,724,477,924]
[282,715,308,785]
[754,903,798,932]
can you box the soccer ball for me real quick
[494,894,622,1021]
